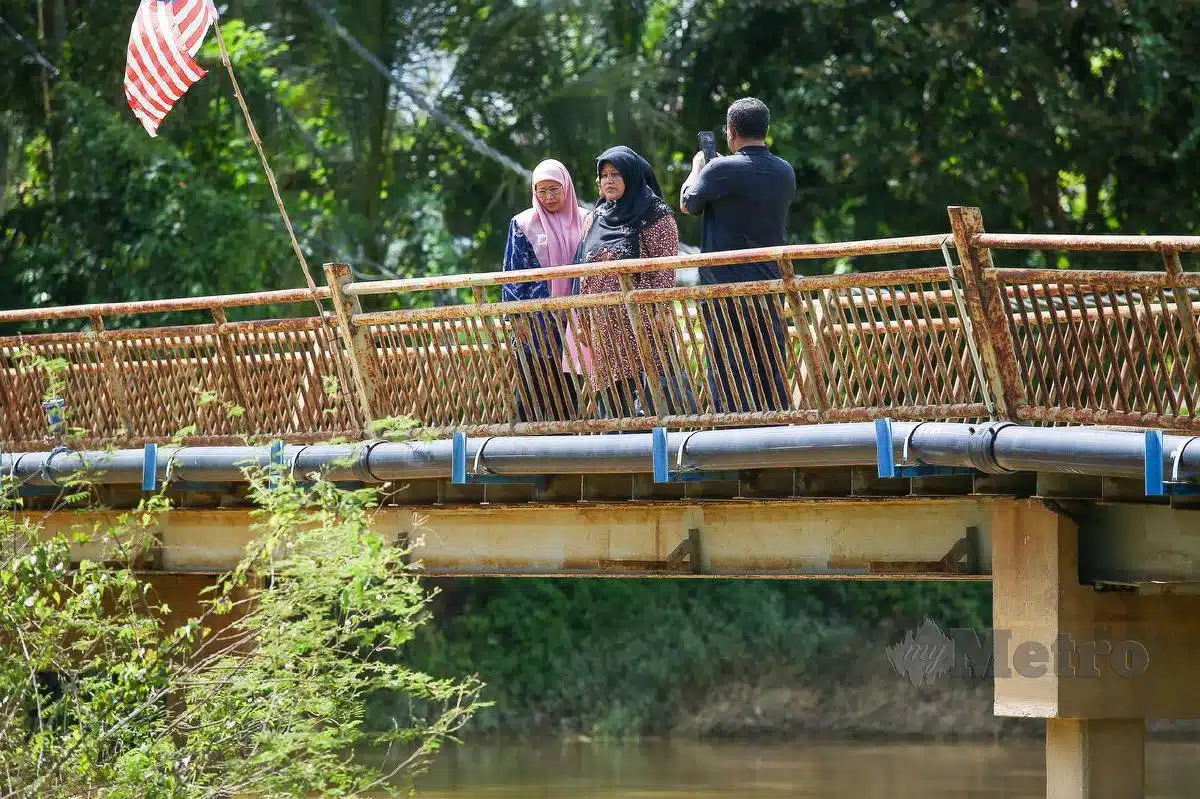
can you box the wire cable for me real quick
[0,14,61,77]
[303,0,533,183]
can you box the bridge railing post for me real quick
[947,206,1025,420]
[87,313,135,440]
[1162,248,1200,394]
[208,306,254,432]
[324,262,379,429]
[776,256,828,415]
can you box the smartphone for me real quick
[698,130,717,164]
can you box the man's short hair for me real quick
[727,97,770,140]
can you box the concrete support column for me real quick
[990,501,1200,799]
[1046,718,1145,799]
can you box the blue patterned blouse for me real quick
[501,218,550,302]
[501,217,562,354]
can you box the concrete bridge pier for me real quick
[1045,719,1144,798]
[992,503,1200,798]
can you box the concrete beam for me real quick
[28,498,1006,578]
[396,499,996,578]
[992,502,1200,720]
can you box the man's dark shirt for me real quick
[681,145,797,284]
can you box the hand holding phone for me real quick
[697,131,718,164]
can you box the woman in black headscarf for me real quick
[565,146,696,418]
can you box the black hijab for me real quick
[574,145,670,264]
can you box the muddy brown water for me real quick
[413,739,1200,797]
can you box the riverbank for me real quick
[453,665,1200,743]
[388,579,1200,743]
[671,666,1200,742]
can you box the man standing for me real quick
[680,97,797,414]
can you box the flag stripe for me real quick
[146,7,195,92]
[132,19,184,103]
[124,61,169,122]
[125,70,169,120]
[136,6,186,96]
[177,0,212,54]
[155,2,207,83]
[123,0,217,137]
[127,2,186,133]
[125,44,175,104]
[124,57,172,115]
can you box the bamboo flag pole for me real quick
[212,21,314,294]
[210,19,359,426]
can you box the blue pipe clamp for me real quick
[1144,430,1200,497]
[267,439,285,490]
[141,443,158,491]
[451,432,548,488]
[652,427,744,484]
[874,418,975,479]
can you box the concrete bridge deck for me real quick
[5,422,1197,585]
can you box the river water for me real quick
[415,740,1200,797]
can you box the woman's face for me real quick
[534,180,565,213]
[597,162,625,202]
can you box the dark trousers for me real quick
[596,372,699,419]
[512,319,580,423]
[700,296,790,413]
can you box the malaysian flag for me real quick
[124,0,219,137]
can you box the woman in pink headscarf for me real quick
[501,159,590,422]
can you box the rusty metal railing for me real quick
[330,232,990,436]
[980,242,1200,431]
[0,287,356,450]
[2,206,1199,451]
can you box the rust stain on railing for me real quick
[342,236,950,298]
[975,233,1200,252]
[2,206,1198,452]
[0,286,333,325]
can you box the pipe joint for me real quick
[353,440,389,483]
[40,446,74,487]
[966,422,1018,473]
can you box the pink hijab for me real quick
[514,159,586,298]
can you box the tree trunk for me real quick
[0,118,10,215]
[351,0,392,267]
[38,0,68,199]
[36,0,54,188]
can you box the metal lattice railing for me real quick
[0,288,356,450]
[343,266,988,435]
[2,206,1200,452]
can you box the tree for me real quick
[657,0,1200,269]
[0,381,484,796]
[5,1,1200,308]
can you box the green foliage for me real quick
[404,578,990,738]
[2,83,291,323]
[6,0,1200,318]
[366,415,427,441]
[0,453,483,796]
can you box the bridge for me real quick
[4,205,1200,797]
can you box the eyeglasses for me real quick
[535,187,563,200]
